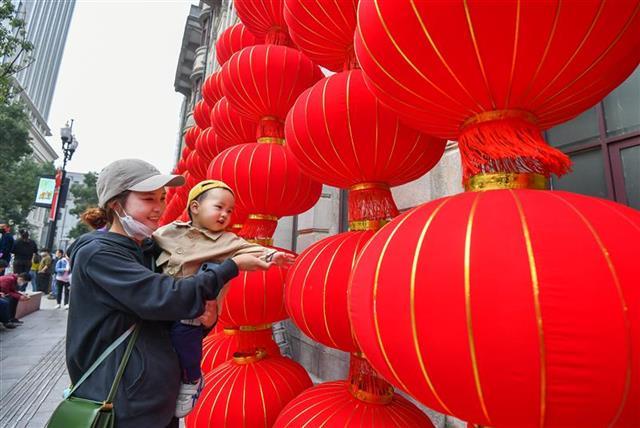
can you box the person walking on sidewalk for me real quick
[29,251,41,292]
[54,250,70,309]
[0,224,14,266]
[65,159,272,428]
[38,249,53,294]
[11,230,38,275]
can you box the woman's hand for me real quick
[270,251,296,267]
[232,254,272,271]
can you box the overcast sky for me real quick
[46,0,195,175]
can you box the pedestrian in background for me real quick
[0,270,31,328]
[38,249,53,294]
[29,251,41,292]
[0,224,14,266]
[48,249,60,299]
[12,230,38,275]
[54,249,70,309]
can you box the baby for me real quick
[153,180,294,417]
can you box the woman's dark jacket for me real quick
[66,231,237,427]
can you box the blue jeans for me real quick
[29,270,38,292]
[50,276,57,295]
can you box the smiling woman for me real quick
[58,159,272,428]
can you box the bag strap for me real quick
[105,324,140,404]
[67,324,139,398]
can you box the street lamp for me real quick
[45,120,79,251]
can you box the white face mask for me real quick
[115,206,154,241]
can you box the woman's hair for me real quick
[81,191,130,230]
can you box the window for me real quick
[547,66,640,209]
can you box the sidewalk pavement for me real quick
[0,296,70,427]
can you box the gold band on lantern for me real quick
[349,182,390,192]
[223,327,240,335]
[257,136,285,145]
[247,237,274,247]
[238,323,272,332]
[347,383,394,405]
[233,348,267,365]
[465,173,549,192]
[348,219,389,231]
[248,214,278,222]
[231,224,243,229]
[461,109,538,130]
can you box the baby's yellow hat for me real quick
[187,180,234,210]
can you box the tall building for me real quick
[12,0,76,163]
[174,3,639,427]
[6,0,76,246]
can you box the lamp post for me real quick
[45,120,79,251]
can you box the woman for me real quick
[65,159,271,428]
[53,249,70,309]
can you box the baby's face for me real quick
[191,188,235,232]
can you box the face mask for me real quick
[115,206,154,241]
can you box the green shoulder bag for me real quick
[47,324,140,428]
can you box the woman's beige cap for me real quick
[97,159,184,208]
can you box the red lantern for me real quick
[219,255,290,327]
[201,327,281,374]
[193,99,212,129]
[228,201,249,234]
[186,151,209,181]
[184,126,201,150]
[207,142,322,237]
[285,231,374,352]
[285,70,446,222]
[274,380,434,428]
[210,97,258,148]
[215,23,261,66]
[348,188,640,427]
[195,127,228,164]
[221,45,323,142]
[234,0,292,46]
[354,1,640,180]
[185,354,312,428]
[283,0,358,71]
[201,72,223,107]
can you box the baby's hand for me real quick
[270,251,296,267]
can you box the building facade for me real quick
[12,0,76,163]
[173,2,639,426]
[8,0,76,246]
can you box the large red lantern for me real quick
[210,97,257,148]
[221,45,323,142]
[274,380,434,428]
[283,0,358,71]
[234,0,292,46]
[201,72,223,107]
[348,187,640,427]
[195,127,228,164]
[355,1,640,181]
[285,70,446,222]
[192,99,212,130]
[185,354,312,428]
[186,151,209,181]
[207,142,322,238]
[219,250,291,327]
[215,23,261,66]
[285,231,374,352]
[184,126,201,150]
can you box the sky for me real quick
[46,0,195,175]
